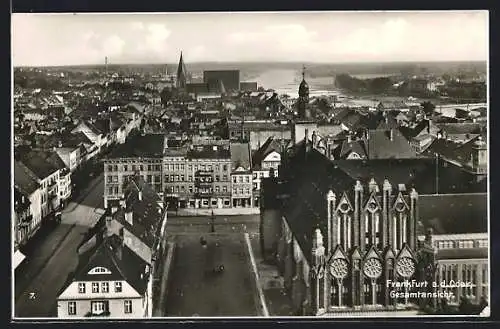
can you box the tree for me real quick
[421,101,436,115]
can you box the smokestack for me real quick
[105,56,108,76]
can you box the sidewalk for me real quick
[247,233,295,316]
[153,241,176,317]
[63,174,104,214]
[170,207,260,217]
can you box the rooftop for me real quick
[108,134,165,159]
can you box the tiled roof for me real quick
[366,128,417,159]
[252,136,286,170]
[113,175,163,248]
[418,193,487,234]
[339,140,368,159]
[70,235,149,295]
[108,134,165,159]
[16,150,62,180]
[230,142,251,170]
[14,161,40,195]
[436,123,484,135]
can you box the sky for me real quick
[11,11,488,67]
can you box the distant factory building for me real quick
[240,82,258,92]
[203,70,240,93]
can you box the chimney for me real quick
[389,129,394,141]
[311,131,317,148]
[347,134,352,143]
[58,140,63,148]
[425,228,433,244]
[125,210,133,225]
[138,190,143,201]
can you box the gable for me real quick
[336,192,353,213]
[396,244,415,260]
[363,245,381,260]
[393,192,409,212]
[263,151,281,162]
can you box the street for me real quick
[166,214,260,236]
[164,233,260,317]
[14,174,105,318]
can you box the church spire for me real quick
[176,51,187,89]
[302,64,306,81]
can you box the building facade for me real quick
[163,144,232,209]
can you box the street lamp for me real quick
[210,209,215,233]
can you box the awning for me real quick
[13,250,26,269]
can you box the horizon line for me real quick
[14,59,487,69]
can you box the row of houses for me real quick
[13,105,145,270]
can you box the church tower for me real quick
[176,51,188,90]
[298,65,310,120]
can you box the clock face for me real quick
[363,258,382,279]
[396,257,415,278]
[329,259,349,279]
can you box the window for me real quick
[181,164,185,170]
[88,267,111,274]
[240,188,244,194]
[108,187,113,195]
[181,175,185,181]
[189,186,193,193]
[223,186,227,193]
[175,175,179,182]
[68,301,76,315]
[124,165,128,171]
[223,175,228,181]
[140,165,144,171]
[215,164,220,171]
[108,165,113,172]
[175,164,179,170]
[92,282,99,293]
[115,281,122,292]
[181,185,185,191]
[215,186,220,193]
[215,175,220,182]
[78,282,86,293]
[239,176,243,183]
[188,165,192,171]
[147,175,152,183]
[246,188,250,194]
[233,187,238,195]
[233,176,237,183]
[165,175,169,182]
[101,282,109,293]
[223,165,228,171]
[91,301,107,315]
[124,300,133,314]
[148,165,152,171]
[189,175,193,182]
[246,176,250,183]
[107,176,113,183]
[113,165,118,171]
[208,165,213,171]
[113,175,118,183]
[170,175,174,182]
[175,186,179,193]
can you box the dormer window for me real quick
[88,267,112,275]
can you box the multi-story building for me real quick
[57,235,152,318]
[16,151,63,221]
[418,193,489,307]
[260,138,436,316]
[163,141,232,209]
[251,136,288,207]
[14,162,42,246]
[203,70,240,93]
[60,175,168,318]
[104,134,164,209]
[230,142,253,208]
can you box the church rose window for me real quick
[330,259,348,279]
[339,203,350,213]
[396,257,415,278]
[363,258,382,279]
